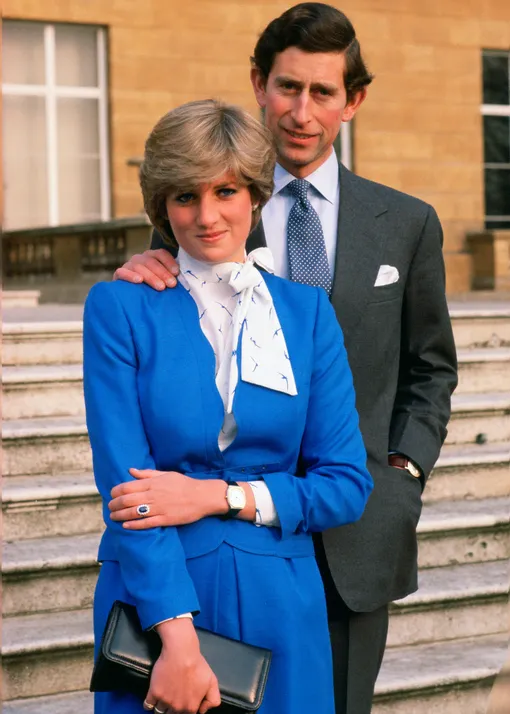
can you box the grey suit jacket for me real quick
[150,164,458,611]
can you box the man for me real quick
[114,4,458,713]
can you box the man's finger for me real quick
[113,267,143,284]
[132,255,177,284]
[148,248,181,275]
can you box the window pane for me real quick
[484,116,510,164]
[55,25,98,87]
[483,54,510,105]
[485,218,510,229]
[2,21,45,85]
[57,98,101,224]
[485,168,510,217]
[3,95,48,230]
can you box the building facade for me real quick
[2,0,510,293]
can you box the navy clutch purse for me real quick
[90,600,272,712]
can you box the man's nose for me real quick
[196,196,219,227]
[290,92,312,126]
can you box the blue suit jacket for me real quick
[83,273,372,630]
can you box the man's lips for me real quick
[283,128,319,144]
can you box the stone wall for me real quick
[4,0,510,293]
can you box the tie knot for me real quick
[287,179,310,203]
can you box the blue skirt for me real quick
[94,544,334,714]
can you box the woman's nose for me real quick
[196,196,219,227]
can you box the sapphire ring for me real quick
[136,504,151,517]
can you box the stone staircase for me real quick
[2,301,510,714]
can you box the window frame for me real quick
[481,50,510,229]
[2,21,111,228]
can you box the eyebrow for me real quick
[274,75,339,94]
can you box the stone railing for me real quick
[467,229,510,291]
[2,216,153,303]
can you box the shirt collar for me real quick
[272,149,339,204]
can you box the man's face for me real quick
[251,47,365,178]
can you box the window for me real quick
[334,122,353,171]
[2,21,110,230]
[482,50,510,230]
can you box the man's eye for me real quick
[316,88,331,97]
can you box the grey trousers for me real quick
[329,602,389,714]
[314,535,389,714]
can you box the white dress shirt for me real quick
[261,149,340,279]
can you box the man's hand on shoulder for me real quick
[113,248,180,291]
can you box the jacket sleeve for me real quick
[389,205,458,480]
[83,282,199,629]
[263,288,373,540]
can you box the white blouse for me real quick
[178,247,298,527]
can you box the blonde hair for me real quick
[140,99,276,245]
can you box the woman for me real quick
[84,99,372,714]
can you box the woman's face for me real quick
[165,173,254,263]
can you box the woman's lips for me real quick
[197,231,226,243]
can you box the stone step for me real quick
[3,612,507,710]
[426,442,510,503]
[2,608,94,701]
[3,533,101,617]
[2,364,84,420]
[373,633,508,714]
[2,415,91,477]
[417,496,510,569]
[2,472,101,541]
[3,691,93,714]
[446,392,510,445]
[3,320,83,366]
[456,348,510,394]
[2,290,41,309]
[387,560,509,648]
[450,303,510,349]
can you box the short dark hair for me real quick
[251,2,373,102]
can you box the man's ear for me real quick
[250,67,268,109]
[342,87,367,123]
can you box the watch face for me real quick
[228,486,246,510]
[407,461,421,478]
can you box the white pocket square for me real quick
[374,265,399,287]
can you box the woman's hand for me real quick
[109,469,229,529]
[144,619,221,714]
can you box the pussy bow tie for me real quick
[223,247,298,411]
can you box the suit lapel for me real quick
[246,220,267,252]
[331,165,388,337]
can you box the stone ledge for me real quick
[375,634,509,698]
[418,496,510,533]
[3,533,101,575]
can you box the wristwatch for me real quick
[222,481,247,519]
[388,454,422,479]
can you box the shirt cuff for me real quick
[150,613,193,630]
[248,481,281,527]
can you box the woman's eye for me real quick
[175,193,195,203]
[218,188,237,197]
